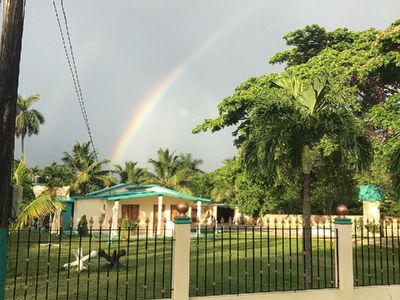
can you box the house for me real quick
[66,183,211,235]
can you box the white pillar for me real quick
[111,201,120,239]
[157,195,163,236]
[213,205,218,221]
[197,201,201,232]
[188,206,192,220]
[172,210,191,300]
[334,217,353,293]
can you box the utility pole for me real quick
[0,1,26,299]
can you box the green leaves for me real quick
[15,94,45,157]
[62,141,111,195]
[14,192,65,228]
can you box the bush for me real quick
[78,215,89,236]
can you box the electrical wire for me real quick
[52,0,98,160]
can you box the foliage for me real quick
[15,94,45,157]
[14,191,65,228]
[147,148,203,194]
[62,141,113,195]
[194,20,400,216]
[113,161,149,184]
[208,159,237,203]
[77,215,89,236]
[12,159,35,206]
[39,162,73,188]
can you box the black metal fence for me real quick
[353,218,400,286]
[189,218,338,297]
[6,219,173,300]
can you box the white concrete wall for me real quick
[190,286,400,300]
[73,198,106,229]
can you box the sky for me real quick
[4,0,400,172]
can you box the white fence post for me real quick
[334,204,354,294]
[172,203,192,300]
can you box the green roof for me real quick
[69,184,211,203]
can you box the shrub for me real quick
[78,215,89,236]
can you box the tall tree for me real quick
[15,94,45,158]
[245,76,371,287]
[195,75,372,287]
[113,161,149,183]
[62,142,112,195]
[0,0,26,297]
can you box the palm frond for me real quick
[15,193,65,228]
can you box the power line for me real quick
[52,0,98,160]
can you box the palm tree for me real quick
[15,94,45,158]
[12,159,35,211]
[62,142,112,195]
[177,153,203,172]
[242,75,371,287]
[14,191,65,228]
[113,161,148,183]
[148,148,203,193]
[40,162,73,188]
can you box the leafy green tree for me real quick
[15,94,45,158]
[113,161,149,184]
[269,25,358,67]
[209,159,237,203]
[62,142,112,195]
[195,75,371,287]
[270,19,400,210]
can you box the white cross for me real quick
[63,248,98,271]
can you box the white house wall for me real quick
[73,198,107,230]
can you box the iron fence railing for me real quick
[353,218,400,286]
[6,218,173,300]
[189,218,338,297]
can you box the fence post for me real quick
[0,228,7,300]
[334,204,354,293]
[172,203,192,300]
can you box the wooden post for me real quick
[0,1,26,299]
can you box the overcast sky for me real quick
[4,0,399,172]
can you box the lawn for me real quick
[5,226,399,299]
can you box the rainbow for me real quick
[111,4,262,163]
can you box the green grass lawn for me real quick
[6,229,174,300]
[5,228,399,299]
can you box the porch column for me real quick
[197,201,201,233]
[213,205,218,222]
[111,200,120,239]
[157,195,163,236]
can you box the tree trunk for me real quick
[21,135,24,159]
[302,172,312,289]
[0,0,25,298]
